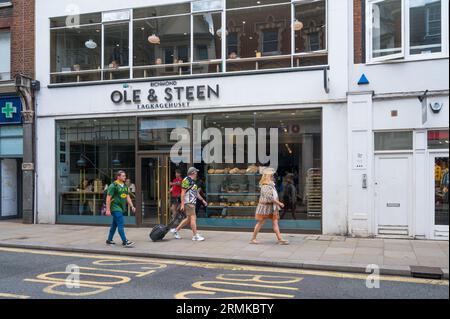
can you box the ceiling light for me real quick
[148,34,161,45]
[293,19,304,31]
[85,39,97,49]
[216,28,228,38]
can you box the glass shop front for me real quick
[56,109,322,232]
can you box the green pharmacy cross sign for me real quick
[2,102,17,119]
[0,96,23,125]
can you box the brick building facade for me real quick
[0,0,35,81]
[1,0,35,222]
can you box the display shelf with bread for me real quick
[205,165,262,218]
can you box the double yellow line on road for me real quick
[0,246,447,286]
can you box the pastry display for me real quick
[246,165,259,174]
[206,166,261,216]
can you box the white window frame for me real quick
[366,0,405,63]
[366,0,449,63]
[0,28,11,81]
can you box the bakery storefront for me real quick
[56,94,323,232]
[36,0,349,233]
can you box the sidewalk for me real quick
[0,221,448,279]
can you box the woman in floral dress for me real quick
[250,168,289,245]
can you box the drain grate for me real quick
[410,266,444,280]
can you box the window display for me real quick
[56,118,136,222]
[193,109,322,230]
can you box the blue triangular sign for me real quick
[358,74,369,85]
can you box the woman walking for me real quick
[251,168,289,245]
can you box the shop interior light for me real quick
[85,39,98,49]
[148,34,161,45]
[293,19,304,31]
[77,156,87,168]
[216,28,228,38]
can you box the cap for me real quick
[187,167,200,175]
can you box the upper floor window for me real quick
[367,0,449,63]
[0,29,11,81]
[49,0,328,84]
[0,0,12,6]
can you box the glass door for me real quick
[139,156,163,225]
[432,153,449,238]
[137,155,188,226]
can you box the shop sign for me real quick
[110,81,220,110]
[0,96,22,125]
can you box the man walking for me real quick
[106,170,136,248]
[171,167,208,241]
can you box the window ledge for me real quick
[48,65,330,89]
[365,55,449,66]
[0,2,12,8]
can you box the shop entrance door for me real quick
[431,153,449,239]
[375,155,412,236]
[137,155,187,226]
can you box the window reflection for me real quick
[295,0,327,53]
[133,16,191,78]
[372,0,403,59]
[193,12,222,74]
[56,119,136,217]
[434,157,449,226]
[50,1,329,83]
[104,22,130,80]
[50,25,102,83]
[410,0,442,55]
[193,109,323,228]
[226,4,291,71]
[139,118,190,152]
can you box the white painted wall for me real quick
[350,59,449,95]
[322,103,348,235]
[35,117,56,224]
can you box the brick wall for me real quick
[354,0,364,64]
[0,0,35,79]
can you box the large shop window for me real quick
[50,13,103,83]
[192,109,322,231]
[49,0,328,84]
[56,118,137,224]
[133,7,192,78]
[226,3,292,71]
[367,0,449,63]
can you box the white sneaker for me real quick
[171,229,181,240]
[192,234,205,241]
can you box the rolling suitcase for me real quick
[149,210,186,242]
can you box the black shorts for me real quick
[170,197,181,205]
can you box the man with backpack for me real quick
[171,167,208,241]
[105,170,136,248]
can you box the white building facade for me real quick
[34,0,448,239]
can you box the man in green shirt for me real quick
[106,170,136,248]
